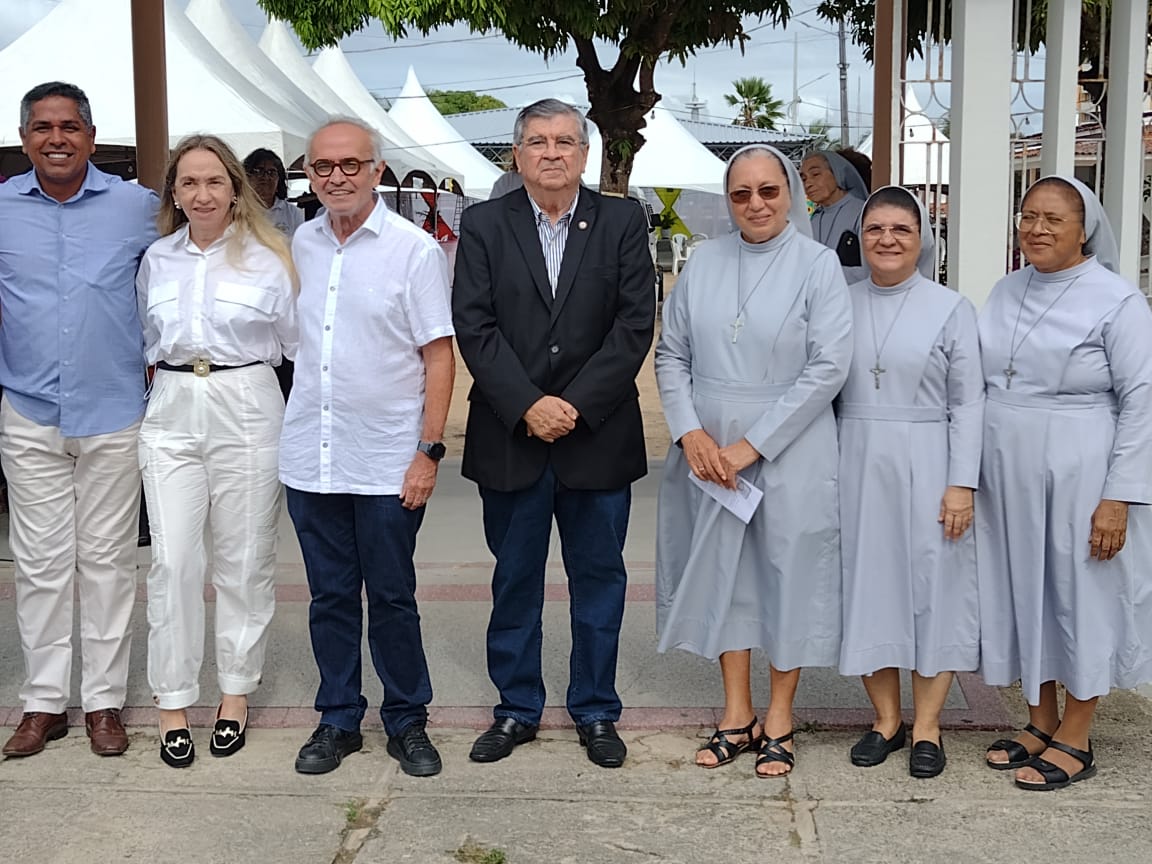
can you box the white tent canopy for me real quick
[258,19,360,119]
[583,105,727,194]
[0,0,303,160]
[185,0,330,140]
[857,85,951,187]
[387,67,501,199]
[311,47,461,184]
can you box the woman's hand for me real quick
[717,439,762,488]
[938,485,974,541]
[1090,499,1129,561]
[680,429,729,487]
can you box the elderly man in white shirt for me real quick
[281,117,455,778]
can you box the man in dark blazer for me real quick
[453,99,655,768]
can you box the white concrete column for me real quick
[1040,0,1082,176]
[1102,0,1149,283]
[948,0,1014,308]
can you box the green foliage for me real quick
[724,76,785,130]
[453,840,507,864]
[258,1,794,61]
[815,1,1150,64]
[427,89,507,115]
[257,1,798,192]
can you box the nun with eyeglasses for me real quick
[978,175,1152,792]
[655,145,852,779]
[836,186,984,779]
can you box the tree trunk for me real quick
[575,37,659,195]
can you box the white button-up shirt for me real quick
[137,224,298,366]
[280,196,454,495]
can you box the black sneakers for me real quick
[294,724,364,775]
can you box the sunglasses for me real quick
[309,158,376,178]
[728,184,782,205]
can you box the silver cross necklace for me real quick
[866,283,913,389]
[1004,271,1081,389]
[732,243,782,343]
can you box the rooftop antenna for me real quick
[685,69,706,122]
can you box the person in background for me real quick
[489,152,524,198]
[837,186,983,779]
[655,145,851,778]
[244,148,303,402]
[138,134,297,769]
[978,176,1152,791]
[801,150,870,284]
[835,147,873,195]
[0,81,157,759]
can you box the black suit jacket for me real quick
[453,186,656,492]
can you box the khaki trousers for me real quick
[0,396,141,714]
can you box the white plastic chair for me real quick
[671,233,689,276]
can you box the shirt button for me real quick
[329,286,336,292]
[62,295,70,301]
[321,442,328,448]
[323,404,329,411]
[325,325,331,331]
[336,249,343,255]
[550,345,559,354]
[62,328,70,335]
[322,365,329,372]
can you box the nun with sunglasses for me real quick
[655,145,852,778]
[837,187,984,779]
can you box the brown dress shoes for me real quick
[2,711,68,757]
[86,708,130,756]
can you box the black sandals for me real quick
[1014,740,1097,791]
[985,722,1053,770]
[697,717,761,769]
[754,730,795,778]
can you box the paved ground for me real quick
[2,460,1152,862]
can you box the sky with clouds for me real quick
[0,0,966,146]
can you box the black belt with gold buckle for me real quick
[156,360,263,378]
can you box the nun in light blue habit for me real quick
[978,175,1152,792]
[655,144,851,778]
[801,150,870,284]
[837,186,983,779]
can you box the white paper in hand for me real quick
[688,472,763,524]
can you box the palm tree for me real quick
[725,77,786,130]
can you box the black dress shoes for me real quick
[850,722,907,767]
[577,720,627,768]
[387,723,442,777]
[160,727,195,769]
[294,724,363,775]
[909,739,947,778]
[469,717,538,763]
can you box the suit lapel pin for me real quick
[577,220,588,230]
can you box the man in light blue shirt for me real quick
[0,82,158,760]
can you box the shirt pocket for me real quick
[147,279,180,310]
[213,281,277,324]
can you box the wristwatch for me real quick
[417,440,447,461]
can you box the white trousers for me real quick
[140,365,284,710]
[0,396,142,714]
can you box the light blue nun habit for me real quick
[838,186,984,677]
[654,145,852,665]
[976,174,1152,702]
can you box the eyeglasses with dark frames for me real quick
[245,167,280,180]
[309,158,376,178]
[728,184,782,205]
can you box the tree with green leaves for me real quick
[816,1,1152,126]
[725,77,786,129]
[427,90,507,115]
[256,0,795,193]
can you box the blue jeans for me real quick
[286,488,431,736]
[479,464,630,726]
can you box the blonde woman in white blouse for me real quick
[137,135,298,768]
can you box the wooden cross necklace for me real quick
[866,282,913,389]
[1004,271,1081,389]
[732,243,782,343]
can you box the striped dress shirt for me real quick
[528,192,580,296]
